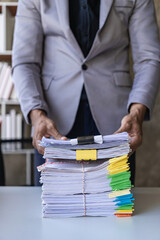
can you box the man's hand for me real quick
[30,109,67,155]
[115,103,146,154]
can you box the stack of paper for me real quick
[38,132,134,218]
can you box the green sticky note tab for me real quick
[107,171,131,180]
[111,183,132,191]
[115,204,134,210]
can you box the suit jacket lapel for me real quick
[55,0,69,29]
[86,0,114,60]
[99,0,114,29]
[55,0,84,59]
[55,0,114,59]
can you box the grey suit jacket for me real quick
[12,0,160,135]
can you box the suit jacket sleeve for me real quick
[12,0,49,124]
[128,0,160,120]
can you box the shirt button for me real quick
[82,64,88,70]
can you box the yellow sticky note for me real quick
[76,149,97,161]
[107,166,130,175]
[109,155,128,164]
[115,210,134,214]
[109,188,131,198]
[107,160,128,170]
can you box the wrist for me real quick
[29,109,47,126]
[129,103,146,123]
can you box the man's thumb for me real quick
[113,126,125,135]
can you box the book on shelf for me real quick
[5,113,11,150]
[0,62,17,100]
[1,110,23,150]
[16,113,22,149]
[6,5,16,51]
[0,0,17,52]
[10,87,18,100]
[1,110,32,151]
[3,73,14,100]
[0,11,5,52]
[0,62,3,72]
[0,64,11,99]
[10,109,16,150]
[0,62,8,92]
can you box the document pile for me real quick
[38,132,134,218]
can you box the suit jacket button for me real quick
[82,64,88,70]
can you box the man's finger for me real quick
[114,125,127,134]
[49,122,67,140]
[32,137,38,150]
[51,128,67,140]
[32,131,44,152]
[114,128,123,134]
[114,117,132,134]
[129,135,142,154]
[37,146,45,155]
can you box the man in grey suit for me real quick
[12,0,160,185]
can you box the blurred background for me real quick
[0,0,160,186]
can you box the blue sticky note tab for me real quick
[115,199,133,206]
[114,194,133,202]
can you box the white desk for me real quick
[0,187,160,240]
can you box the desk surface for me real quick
[0,187,160,240]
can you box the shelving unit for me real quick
[0,99,34,186]
[0,99,19,139]
[0,1,18,58]
[3,149,34,185]
[0,1,34,186]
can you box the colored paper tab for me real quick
[115,214,132,217]
[115,209,134,214]
[76,149,97,161]
[109,189,131,198]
